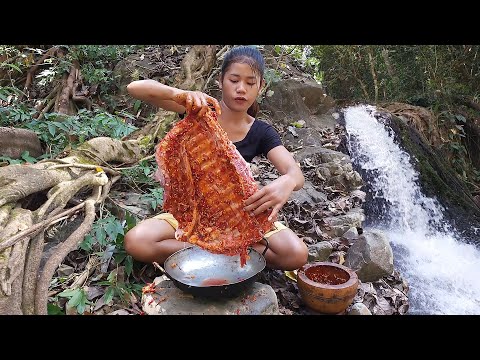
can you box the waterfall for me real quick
[344,104,480,315]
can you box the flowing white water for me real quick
[344,104,480,315]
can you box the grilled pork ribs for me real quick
[155,108,273,266]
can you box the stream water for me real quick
[344,104,480,315]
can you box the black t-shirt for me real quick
[233,119,282,162]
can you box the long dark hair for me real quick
[220,46,265,118]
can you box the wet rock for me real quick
[342,227,359,242]
[322,208,365,237]
[345,230,394,282]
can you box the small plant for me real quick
[96,268,144,307]
[0,151,37,165]
[120,158,158,189]
[263,68,282,85]
[22,108,137,157]
[57,287,91,315]
[140,188,164,211]
[80,214,126,251]
[48,211,141,314]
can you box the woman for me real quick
[124,46,308,271]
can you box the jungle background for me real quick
[0,45,479,315]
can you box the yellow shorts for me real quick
[153,212,288,239]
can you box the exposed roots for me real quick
[22,232,44,315]
[35,171,108,220]
[73,137,145,165]
[22,47,60,100]
[35,198,97,315]
[0,46,209,314]
[56,61,79,115]
[0,208,33,297]
[0,134,147,314]
[0,202,85,253]
[0,164,72,208]
[175,45,217,91]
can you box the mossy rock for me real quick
[388,114,480,242]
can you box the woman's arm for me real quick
[267,146,304,191]
[244,146,304,221]
[126,79,221,116]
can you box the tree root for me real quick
[73,137,145,165]
[35,197,97,314]
[56,62,79,115]
[35,84,61,120]
[0,208,33,297]
[21,47,59,100]
[48,162,119,176]
[22,232,44,315]
[35,171,108,220]
[0,46,207,314]
[176,45,217,91]
[0,137,144,208]
[0,134,148,314]
[0,164,72,208]
[0,202,85,253]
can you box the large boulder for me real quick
[345,230,394,282]
[261,78,337,130]
[0,127,43,159]
[142,278,279,315]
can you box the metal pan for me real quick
[163,243,268,298]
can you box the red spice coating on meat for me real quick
[155,108,272,266]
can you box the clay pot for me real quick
[297,262,358,314]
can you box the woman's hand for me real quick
[243,175,296,222]
[173,91,221,117]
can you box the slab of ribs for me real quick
[155,108,273,266]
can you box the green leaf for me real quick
[47,303,65,315]
[80,234,94,251]
[150,198,157,210]
[125,255,133,276]
[47,123,56,137]
[95,226,106,245]
[76,301,86,315]
[115,220,125,236]
[67,288,84,307]
[125,211,136,231]
[104,287,115,305]
[4,63,22,73]
[58,288,79,298]
[114,251,127,264]
[105,221,119,241]
[54,122,70,132]
[133,100,142,113]
[107,269,117,283]
[21,151,37,163]
[95,281,112,286]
